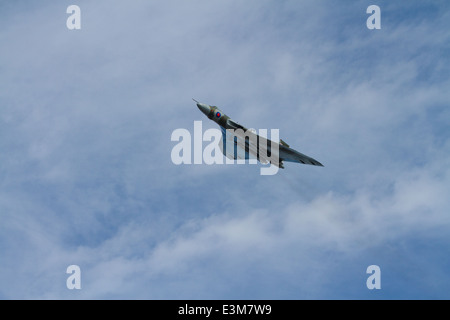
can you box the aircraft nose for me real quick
[197,103,211,116]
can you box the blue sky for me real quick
[0,0,449,299]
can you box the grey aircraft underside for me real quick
[194,99,323,169]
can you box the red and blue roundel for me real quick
[216,112,221,118]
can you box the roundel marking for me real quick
[216,112,221,118]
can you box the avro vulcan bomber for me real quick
[194,99,323,169]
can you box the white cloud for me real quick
[11,159,443,299]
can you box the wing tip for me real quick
[305,159,324,167]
